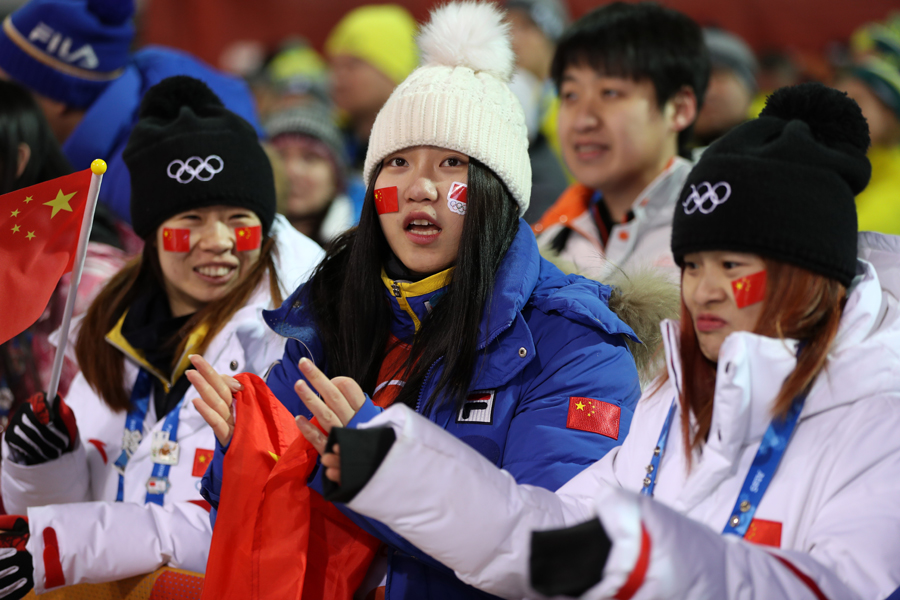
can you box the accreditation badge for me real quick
[150,430,180,466]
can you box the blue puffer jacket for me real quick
[204,220,642,599]
[62,46,262,225]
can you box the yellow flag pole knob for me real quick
[90,159,107,175]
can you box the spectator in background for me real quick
[532,3,709,281]
[248,39,330,122]
[0,0,261,226]
[506,0,573,223]
[0,79,127,427]
[265,103,355,247]
[692,28,758,148]
[325,4,418,173]
[839,53,900,235]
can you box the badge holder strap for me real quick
[114,369,152,502]
[640,399,676,497]
[144,398,185,505]
[721,394,805,537]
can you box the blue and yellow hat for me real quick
[0,0,134,108]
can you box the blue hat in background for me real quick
[0,0,134,108]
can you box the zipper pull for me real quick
[391,282,402,297]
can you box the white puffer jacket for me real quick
[0,216,323,593]
[342,231,900,600]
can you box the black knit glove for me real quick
[321,426,397,503]
[530,518,612,597]
[0,516,33,599]
[5,392,77,466]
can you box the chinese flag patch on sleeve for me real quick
[566,397,620,439]
[192,448,215,477]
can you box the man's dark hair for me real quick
[551,2,710,155]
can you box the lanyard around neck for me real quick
[114,368,185,505]
[640,392,806,538]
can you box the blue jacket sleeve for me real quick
[266,338,319,418]
[200,438,229,528]
[501,308,641,491]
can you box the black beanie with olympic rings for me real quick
[123,76,276,240]
[670,82,871,288]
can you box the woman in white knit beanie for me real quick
[194,3,642,597]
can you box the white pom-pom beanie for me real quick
[364,1,532,215]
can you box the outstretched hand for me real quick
[293,357,365,456]
[187,355,244,447]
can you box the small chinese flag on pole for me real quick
[0,167,97,345]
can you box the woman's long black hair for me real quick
[306,157,520,412]
[0,80,71,194]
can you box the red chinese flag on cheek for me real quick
[374,186,399,214]
[731,270,767,309]
[162,228,191,252]
[235,225,262,252]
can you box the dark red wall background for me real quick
[141,0,899,71]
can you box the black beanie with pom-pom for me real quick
[123,76,275,239]
[671,82,871,287]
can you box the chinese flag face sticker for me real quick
[374,186,399,215]
[234,225,262,252]
[566,397,620,439]
[162,228,190,252]
[731,270,767,309]
[447,182,467,216]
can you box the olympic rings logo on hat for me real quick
[167,155,225,184]
[683,181,731,215]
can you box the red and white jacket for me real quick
[343,232,900,600]
[0,216,324,593]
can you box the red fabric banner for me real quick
[201,373,379,600]
[0,169,92,345]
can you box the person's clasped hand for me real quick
[187,354,244,447]
[5,392,77,466]
[0,516,33,599]
[293,357,367,485]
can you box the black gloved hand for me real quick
[5,392,78,466]
[321,426,397,503]
[530,517,612,597]
[0,516,33,600]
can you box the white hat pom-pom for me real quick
[418,2,515,82]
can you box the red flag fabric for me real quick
[731,270,767,309]
[234,225,262,252]
[374,186,399,214]
[566,396,621,439]
[0,169,92,345]
[162,228,191,252]
[201,373,379,600]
